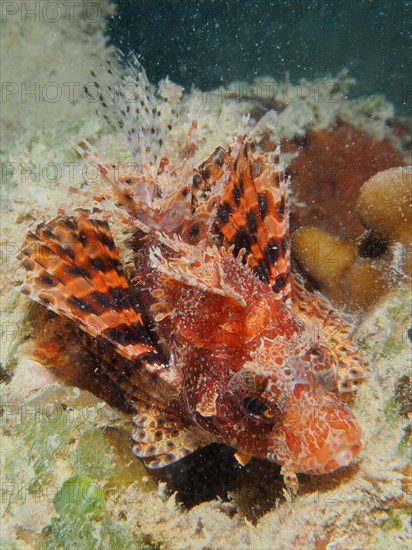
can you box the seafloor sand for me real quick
[1,2,411,549]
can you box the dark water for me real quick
[108,0,411,115]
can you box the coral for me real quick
[357,167,412,246]
[184,70,406,166]
[291,227,395,311]
[338,94,396,141]
[288,122,405,239]
[340,255,397,311]
[292,164,410,312]
[244,72,405,147]
[291,227,357,293]
[249,71,355,139]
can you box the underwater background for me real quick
[1,1,411,549]
[108,0,411,114]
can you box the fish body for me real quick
[18,55,368,493]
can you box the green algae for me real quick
[99,516,157,550]
[41,507,154,550]
[381,335,404,359]
[0,539,19,550]
[71,428,115,481]
[384,397,401,422]
[381,511,404,531]
[15,407,73,490]
[386,302,409,323]
[2,403,159,548]
[41,508,99,550]
[54,475,106,519]
[397,436,411,457]
[2,405,74,517]
[1,293,33,375]
[104,427,158,494]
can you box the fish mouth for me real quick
[277,433,363,475]
[310,442,362,474]
[329,442,361,470]
[335,442,361,466]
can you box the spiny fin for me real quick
[132,401,210,468]
[215,139,291,300]
[87,53,163,167]
[291,272,369,394]
[18,213,169,378]
[191,146,229,213]
[86,337,178,409]
[148,244,247,311]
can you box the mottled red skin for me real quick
[136,239,364,489]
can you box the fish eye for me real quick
[242,395,281,422]
[243,396,267,415]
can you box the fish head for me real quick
[266,375,364,476]
[211,352,364,491]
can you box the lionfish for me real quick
[18,53,368,493]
